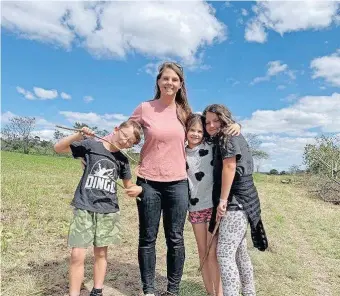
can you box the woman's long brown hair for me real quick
[154,62,192,128]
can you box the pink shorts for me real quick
[188,207,213,224]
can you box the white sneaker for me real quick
[145,294,155,296]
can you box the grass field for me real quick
[1,151,340,296]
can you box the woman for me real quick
[113,62,240,296]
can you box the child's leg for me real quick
[192,223,213,294]
[236,234,256,296]
[217,211,248,296]
[68,209,95,296]
[69,247,87,296]
[206,232,223,296]
[92,211,120,293]
[93,246,108,289]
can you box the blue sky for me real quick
[1,1,340,171]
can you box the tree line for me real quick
[1,116,110,156]
[1,115,270,164]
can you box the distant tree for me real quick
[303,135,340,178]
[280,171,287,175]
[73,122,109,137]
[244,133,269,172]
[289,164,301,175]
[1,116,36,154]
[269,169,279,175]
[73,122,88,129]
[53,130,67,141]
[303,135,340,204]
[96,129,109,137]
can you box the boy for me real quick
[54,120,143,296]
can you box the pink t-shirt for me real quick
[130,100,187,182]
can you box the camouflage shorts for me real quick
[68,208,121,248]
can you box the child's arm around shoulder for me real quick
[226,123,241,136]
[54,127,95,154]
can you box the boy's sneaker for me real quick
[159,292,177,296]
[90,288,103,296]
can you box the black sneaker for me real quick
[90,287,103,296]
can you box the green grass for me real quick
[1,151,340,296]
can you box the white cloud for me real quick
[251,60,293,85]
[16,86,35,100]
[241,92,340,135]
[32,129,55,141]
[245,1,339,43]
[59,111,129,131]
[2,1,226,66]
[256,135,316,171]
[1,111,17,125]
[245,20,267,43]
[281,93,299,102]
[267,60,288,76]
[33,87,58,100]
[35,118,55,129]
[17,86,72,100]
[84,96,94,103]
[141,62,162,77]
[60,92,72,100]
[311,50,340,87]
[277,85,286,90]
[226,77,240,86]
[241,9,248,17]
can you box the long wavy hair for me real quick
[202,104,236,145]
[154,62,192,128]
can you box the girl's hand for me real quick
[125,185,143,198]
[80,127,95,138]
[226,123,241,136]
[216,199,227,221]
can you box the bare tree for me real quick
[289,164,300,175]
[2,116,36,154]
[53,130,66,141]
[245,133,269,172]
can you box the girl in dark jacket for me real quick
[203,104,268,296]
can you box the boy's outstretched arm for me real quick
[54,127,95,154]
[123,179,143,198]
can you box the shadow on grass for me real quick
[9,256,204,296]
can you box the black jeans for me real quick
[136,177,189,295]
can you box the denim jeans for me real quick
[136,177,189,295]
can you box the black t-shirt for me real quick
[220,134,254,209]
[220,134,254,176]
[70,139,131,213]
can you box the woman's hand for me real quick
[125,185,143,198]
[216,199,228,221]
[226,123,241,136]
